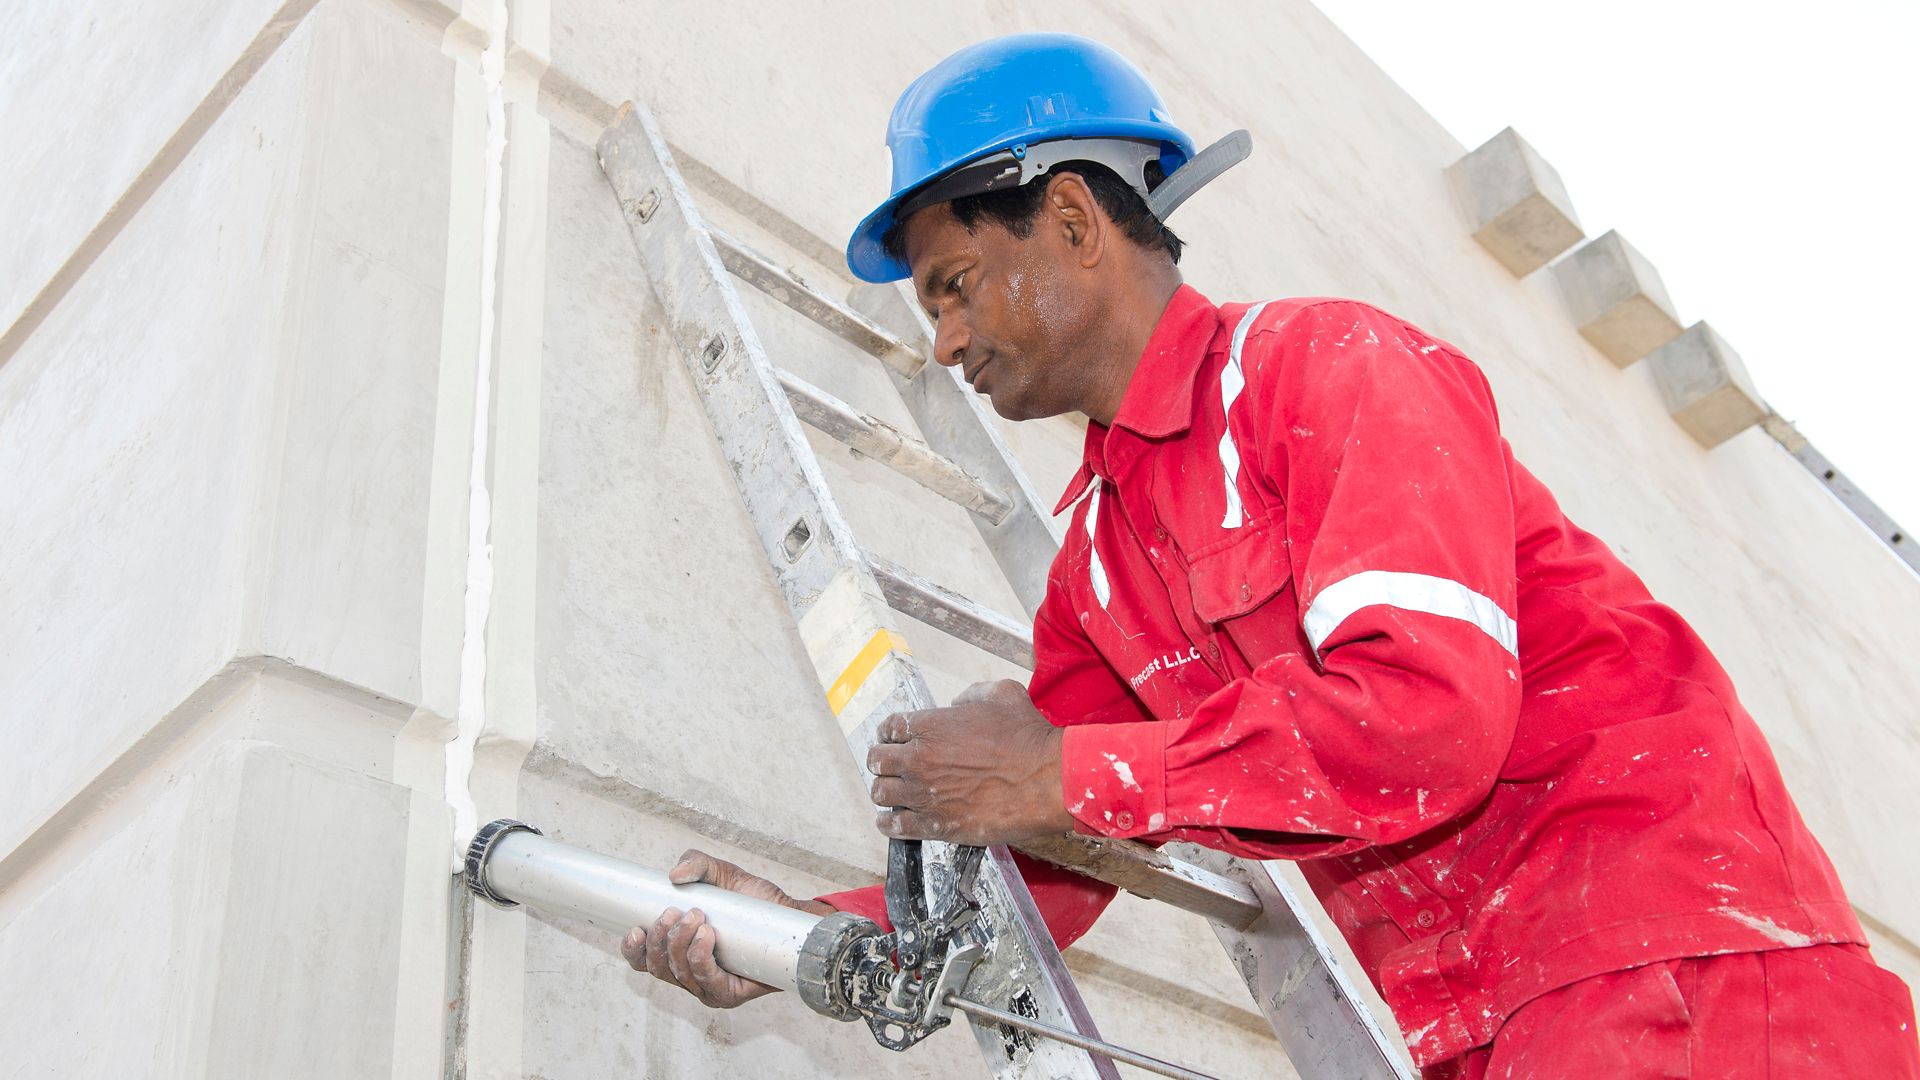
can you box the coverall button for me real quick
[1154,527,1168,542]
[1115,810,1135,830]
[1239,582,1252,601]
[1207,641,1220,660]
[1415,910,1437,929]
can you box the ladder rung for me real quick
[711,227,926,378]
[865,553,1035,669]
[1015,834,1263,931]
[778,370,1014,524]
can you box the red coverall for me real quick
[824,287,1920,1076]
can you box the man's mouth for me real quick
[964,356,993,389]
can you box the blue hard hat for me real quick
[846,33,1198,284]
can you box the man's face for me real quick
[900,202,1093,421]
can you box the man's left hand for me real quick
[866,679,1076,846]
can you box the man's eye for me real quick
[948,271,966,294]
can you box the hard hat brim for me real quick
[846,196,916,285]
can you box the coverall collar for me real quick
[1053,283,1222,514]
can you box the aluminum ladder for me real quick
[596,98,1413,1080]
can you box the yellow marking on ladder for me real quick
[826,629,912,716]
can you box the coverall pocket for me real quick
[1188,519,1302,663]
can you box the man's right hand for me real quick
[620,849,835,1009]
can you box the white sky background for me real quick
[1310,0,1919,536]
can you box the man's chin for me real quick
[981,378,1070,423]
[983,378,1059,420]
[988,393,1048,422]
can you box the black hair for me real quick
[881,160,1184,268]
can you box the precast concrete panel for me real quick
[0,728,411,1080]
[250,2,460,705]
[0,742,216,1079]
[200,741,412,1078]
[0,12,319,835]
[0,0,303,332]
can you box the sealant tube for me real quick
[463,819,875,1017]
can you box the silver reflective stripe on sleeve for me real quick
[1302,570,1518,656]
[1217,301,1270,529]
[1085,481,1111,608]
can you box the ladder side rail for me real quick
[1183,847,1416,1079]
[597,102,1118,1080]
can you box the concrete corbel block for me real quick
[1553,230,1684,367]
[1648,322,1767,448]
[1446,127,1584,276]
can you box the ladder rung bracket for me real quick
[1014,833,1263,930]
[778,369,1015,524]
[711,227,926,379]
[866,553,1035,669]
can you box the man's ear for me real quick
[1044,173,1106,270]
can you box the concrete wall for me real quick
[2,1,1913,1077]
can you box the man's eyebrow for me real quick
[920,259,957,302]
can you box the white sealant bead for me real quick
[444,0,512,872]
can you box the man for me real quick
[624,33,1920,1077]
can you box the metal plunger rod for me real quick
[467,823,825,993]
[943,996,1221,1080]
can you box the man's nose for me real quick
[932,310,970,369]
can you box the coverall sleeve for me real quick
[1060,301,1524,860]
[813,553,1130,948]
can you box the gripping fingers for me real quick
[866,741,907,777]
[877,711,917,743]
[869,775,924,810]
[952,681,998,705]
[684,922,733,999]
[877,807,945,840]
[664,908,706,989]
[669,849,721,886]
[673,912,740,1007]
[645,907,683,984]
[621,926,649,972]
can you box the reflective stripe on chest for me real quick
[1217,301,1270,529]
[1085,480,1111,608]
